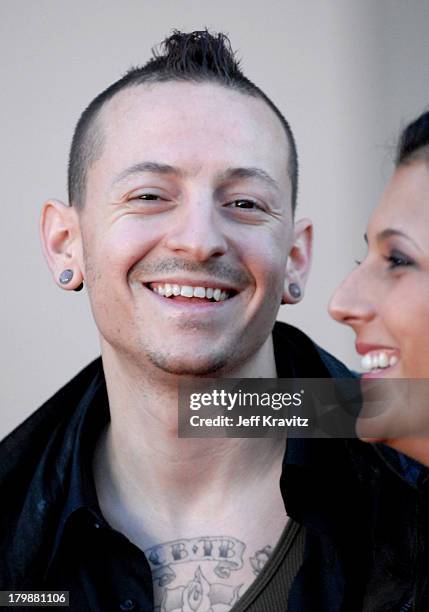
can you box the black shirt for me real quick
[1,322,427,611]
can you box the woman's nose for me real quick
[328,267,376,327]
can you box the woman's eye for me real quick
[385,251,414,269]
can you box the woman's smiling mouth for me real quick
[356,343,400,376]
[361,350,399,372]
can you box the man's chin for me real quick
[146,350,231,377]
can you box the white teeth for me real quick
[389,355,398,367]
[362,354,372,371]
[180,285,194,298]
[361,350,398,371]
[193,286,206,298]
[378,352,389,368]
[150,283,231,301]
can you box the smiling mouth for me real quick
[146,282,238,302]
[361,350,399,373]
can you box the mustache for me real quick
[129,258,252,287]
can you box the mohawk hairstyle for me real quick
[146,30,243,80]
[396,109,429,166]
[68,30,298,211]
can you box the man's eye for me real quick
[136,193,163,201]
[229,199,260,210]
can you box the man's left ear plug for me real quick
[281,283,301,305]
[288,283,301,299]
[59,269,84,292]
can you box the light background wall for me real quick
[1,1,429,438]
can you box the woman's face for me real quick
[329,158,429,379]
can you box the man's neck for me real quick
[93,333,285,541]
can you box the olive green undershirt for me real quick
[231,520,305,612]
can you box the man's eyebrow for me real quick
[111,163,281,192]
[112,162,182,186]
[218,167,280,192]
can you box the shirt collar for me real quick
[46,366,109,573]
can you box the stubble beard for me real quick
[135,315,274,379]
[141,333,238,377]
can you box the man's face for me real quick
[78,81,295,375]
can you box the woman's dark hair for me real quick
[396,110,429,166]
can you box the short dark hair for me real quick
[396,109,429,166]
[68,30,298,211]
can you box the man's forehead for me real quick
[99,81,289,152]
[89,82,290,199]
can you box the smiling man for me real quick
[71,78,303,379]
[1,30,424,612]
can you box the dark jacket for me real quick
[0,322,428,611]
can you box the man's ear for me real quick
[282,218,313,304]
[40,199,84,291]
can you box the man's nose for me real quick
[164,202,228,261]
[328,267,376,327]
